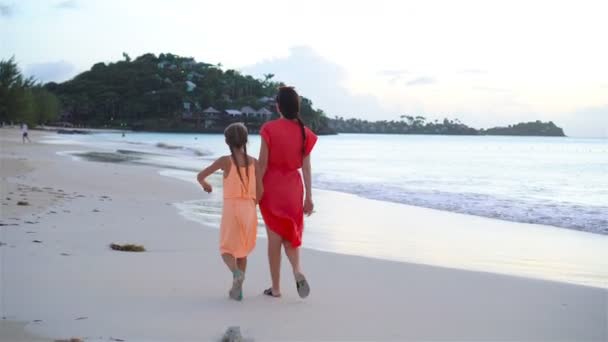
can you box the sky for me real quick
[1,0,607,137]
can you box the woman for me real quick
[257,86,317,298]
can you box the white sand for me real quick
[1,127,606,341]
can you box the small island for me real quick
[1,53,565,137]
[329,117,565,136]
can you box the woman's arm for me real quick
[256,139,269,201]
[302,154,314,215]
[196,157,226,193]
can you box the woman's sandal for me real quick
[295,273,310,298]
[229,270,244,301]
[263,288,281,298]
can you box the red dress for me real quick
[259,119,318,247]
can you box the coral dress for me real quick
[220,158,257,258]
[259,119,318,247]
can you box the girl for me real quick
[257,86,317,298]
[197,123,258,301]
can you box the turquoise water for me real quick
[44,132,608,235]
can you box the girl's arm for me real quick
[197,157,227,193]
[252,157,260,203]
[302,154,314,216]
[256,139,269,201]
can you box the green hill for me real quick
[480,121,565,136]
[44,53,333,133]
[329,116,565,136]
[2,53,566,137]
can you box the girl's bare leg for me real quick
[221,253,237,272]
[236,257,247,273]
[222,253,244,300]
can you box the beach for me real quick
[0,128,606,341]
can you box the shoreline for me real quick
[172,189,608,290]
[19,123,575,137]
[1,128,606,341]
[40,129,608,236]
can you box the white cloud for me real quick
[55,0,78,9]
[3,0,608,136]
[559,105,608,138]
[378,70,410,85]
[472,86,510,93]
[25,60,77,83]
[405,77,436,87]
[242,46,392,118]
[0,2,14,17]
[460,69,487,75]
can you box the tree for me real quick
[263,73,275,85]
[122,52,131,63]
[0,56,50,125]
[39,52,335,133]
[31,87,60,124]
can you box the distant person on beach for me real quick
[196,123,258,301]
[257,86,317,298]
[21,123,31,143]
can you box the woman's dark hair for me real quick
[276,86,306,156]
[224,122,249,187]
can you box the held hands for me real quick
[304,196,314,216]
[201,181,213,193]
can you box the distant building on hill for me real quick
[201,107,222,128]
[186,81,196,92]
[257,107,273,121]
[225,109,243,117]
[240,106,257,117]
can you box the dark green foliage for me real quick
[46,52,333,133]
[0,56,60,126]
[10,52,564,137]
[330,116,479,135]
[480,120,565,136]
[329,116,565,136]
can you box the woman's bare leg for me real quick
[266,228,283,295]
[283,242,302,276]
[284,242,310,298]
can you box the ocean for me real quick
[42,131,608,288]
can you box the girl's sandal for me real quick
[263,288,281,298]
[295,273,310,298]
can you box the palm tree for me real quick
[263,73,275,84]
